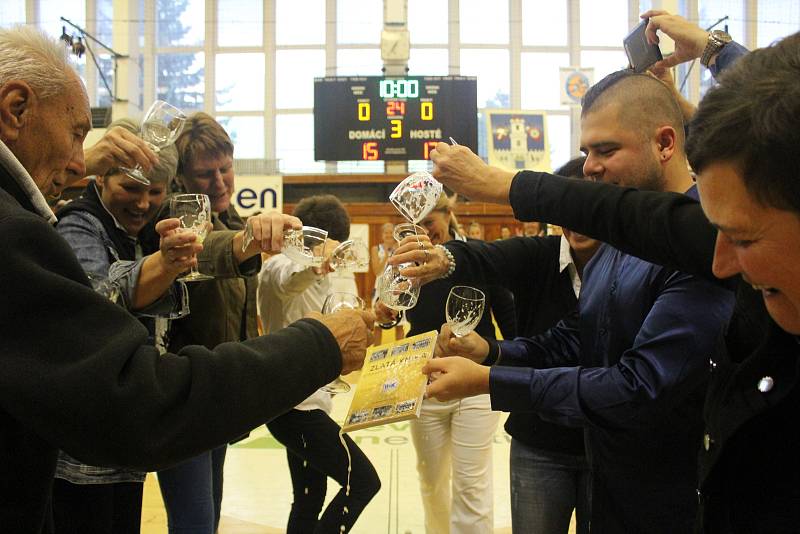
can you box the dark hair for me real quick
[687,32,800,212]
[292,194,350,242]
[555,156,587,179]
[581,69,685,148]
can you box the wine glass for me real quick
[377,259,420,311]
[171,193,214,282]
[389,171,443,224]
[320,292,366,394]
[281,226,328,267]
[445,285,485,337]
[393,223,427,243]
[120,100,187,185]
[329,239,369,271]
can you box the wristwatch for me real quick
[701,30,733,68]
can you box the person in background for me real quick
[467,221,484,240]
[377,192,511,534]
[0,26,374,533]
[522,221,546,237]
[50,119,185,534]
[499,226,512,240]
[258,195,380,534]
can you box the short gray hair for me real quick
[0,25,72,99]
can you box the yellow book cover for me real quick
[342,330,437,432]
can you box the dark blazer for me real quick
[507,170,800,533]
[0,163,342,533]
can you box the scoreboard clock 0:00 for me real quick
[313,76,478,161]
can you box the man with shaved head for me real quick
[422,69,735,532]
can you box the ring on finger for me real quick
[423,249,430,262]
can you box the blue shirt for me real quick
[492,185,735,531]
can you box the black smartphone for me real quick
[623,19,663,73]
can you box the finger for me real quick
[357,310,377,330]
[652,54,681,70]
[422,358,448,375]
[155,217,182,236]
[271,214,284,252]
[640,9,670,19]
[644,17,662,45]
[112,136,158,172]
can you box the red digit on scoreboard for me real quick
[423,141,438,160]
[362,141,379,161]
[386,101,406,117]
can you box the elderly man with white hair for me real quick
[0,26,374,533]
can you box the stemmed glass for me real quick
[120,100,187,185]
[393,223,427,243]
[329,239,369,271]
[389,171,443,224]
[171,193,214,282]
[281,226,328,267]
[445,285,486,337]
[320,292,366,394]
[377,260,421,312]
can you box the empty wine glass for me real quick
[120,100,187,185]
[320,292,366,394]
[171,193,214,283]
[389,171,443,224]
[378,259,421,311]
[393,223,427,242]
[281,226,328,267]
[445,285,485,337]
[329,239,369,271]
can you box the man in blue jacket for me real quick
[416,69,736,532]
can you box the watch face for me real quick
[711,30,733,44]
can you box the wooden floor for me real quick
[140,327,576,534]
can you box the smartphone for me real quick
[623,19,663,73]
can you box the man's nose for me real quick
[711,232,741,279]
[582,154,602,181]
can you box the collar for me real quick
[559,234,574,273]
[93,181,138,242]
[0,140,57,224]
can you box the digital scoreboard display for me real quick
[313,76,478,161]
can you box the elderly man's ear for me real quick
[0,81,35,143]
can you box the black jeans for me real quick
[50,478,143,534]
[267,409,381,534]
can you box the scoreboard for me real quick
[313,76,478,161]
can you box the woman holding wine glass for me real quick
[375,192,513,534]
[155,112,303,534]
[52,117,190,533]
[257,195,380,534]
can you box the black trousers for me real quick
[50,478,143,534]
[267,409,381,534]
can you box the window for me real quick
[580,0,628,46]
[337,48,383,76]
[521,52,571,110]
[460,0,509,44]
[408,0,448,45]
[276,114,325,174]
[157,52,204,111]
[275,50,326,109]
[757,0,800,47]
[157,0,204,47]
[216,53,265,111]
[547,114,572,171]
[522,0,568,46]
[408,48,449,75]
[276,0,325,45]
[580,50,628,81]
[337,0,382,45]
[217,116,264,159]
[218,0,262,47]
[461,49,510,108]
[0,0,26,27]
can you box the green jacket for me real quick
[169,204,261,351]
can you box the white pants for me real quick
[410,394,500,534]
